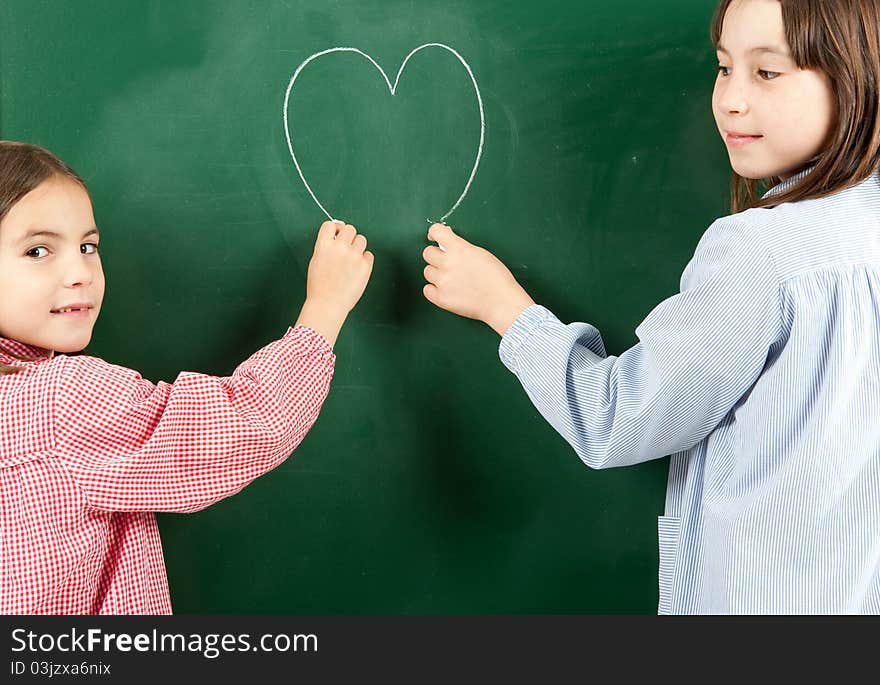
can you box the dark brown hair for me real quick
[711,0,880,212]
[0,141,88,375]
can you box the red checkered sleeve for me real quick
[52,326,335,513]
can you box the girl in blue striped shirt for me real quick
[422,0,880,613]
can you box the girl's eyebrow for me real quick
[716,43,791,57]
[18,227,100,243]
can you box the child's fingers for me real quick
[427,222,458,247]
[358,250,374,284]
[337,223,357,244]
[423,264,440,284]
[422,245,447,266]
[317,220,339,243]
[423,283,443,307]
[353,233,367,253]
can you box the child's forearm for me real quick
[485,291,536,337]
[295,298,348,348]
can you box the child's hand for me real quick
[296,220,374,347]
[422,223,535,336]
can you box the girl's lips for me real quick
[725,132,763,148]
[51,304,93,318]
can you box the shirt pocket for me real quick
[657,515,681,615]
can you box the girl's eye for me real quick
[26,246,50,259]
[81,242,99,255]
[717,65,731,77]
[758,69,781,80]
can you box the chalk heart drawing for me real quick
[283,43,485,223]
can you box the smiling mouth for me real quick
[51,306,92,314]
[725,132,763,146]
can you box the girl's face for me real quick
[0,176,104,353]
[712,0,836,180]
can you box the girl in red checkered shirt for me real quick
[0,141,373,613]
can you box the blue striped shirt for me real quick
[499,170,880,614]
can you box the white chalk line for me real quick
[282,43,485,223]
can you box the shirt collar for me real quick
[0,337,53,364]
[762,164,816,199]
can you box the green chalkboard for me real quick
[0,0,729,612]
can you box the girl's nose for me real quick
[63,255,94,288]
[718,80,749,115]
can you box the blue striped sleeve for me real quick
[499,217,783,469]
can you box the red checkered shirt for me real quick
[0,326,335,614]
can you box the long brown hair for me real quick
[711,0,880,212]
[0,141,87,375]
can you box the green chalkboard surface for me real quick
[0,0,729,612]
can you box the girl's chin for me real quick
[729,161,770,180]
[46,337,91,354]
[730,156,802,182]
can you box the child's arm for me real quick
[52,221,373,512]
[423,218,782,469]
